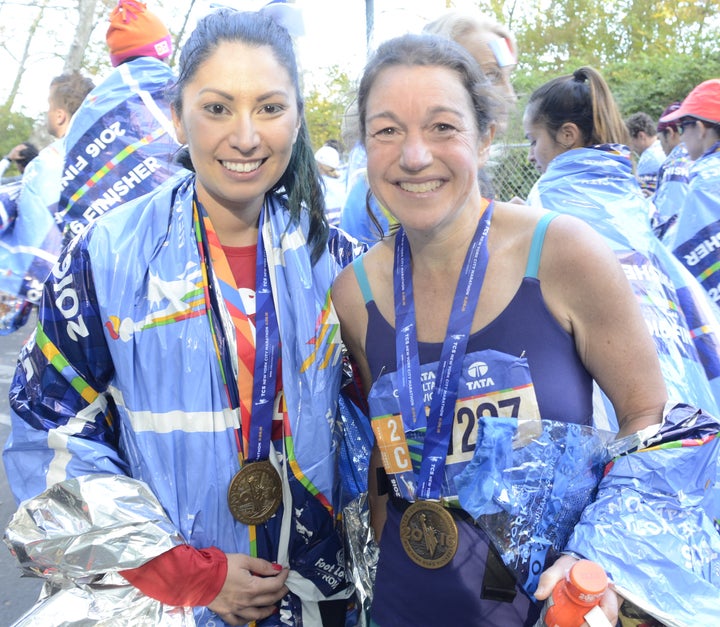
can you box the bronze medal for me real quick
[399,500,458,569]
[227,460,283,525]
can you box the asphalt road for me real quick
[0,312,44,626]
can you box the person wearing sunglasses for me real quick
[658,79,720,304]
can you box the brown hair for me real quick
[49,72,95,118]
[525,66,630,146]
[625,112,657,138]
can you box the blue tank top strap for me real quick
[352,256,374,304]
[525,211,559,279]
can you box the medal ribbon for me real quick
[394,201,493,501]
[193,198,279,463]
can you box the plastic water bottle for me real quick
[536,559,609,627]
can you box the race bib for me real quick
[368,349,540,501]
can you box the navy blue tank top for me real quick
[354,212,593,424]
[353,213,594,627]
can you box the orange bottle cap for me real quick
[568,560,608,596]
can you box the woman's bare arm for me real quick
[539,214,667,435]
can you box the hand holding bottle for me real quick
[534,555,617,627]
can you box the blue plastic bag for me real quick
[456,418,614,595]
[565,404,720,627]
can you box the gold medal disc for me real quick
[399,500,458,569]
[227,460,283,525]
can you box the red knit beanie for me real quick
[106,0,172,67]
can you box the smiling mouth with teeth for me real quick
[222,160,263,173]
[399,180,442,193]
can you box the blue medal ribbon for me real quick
[394,202,493,501]
[194,200,279,462]
[247,212,280,462]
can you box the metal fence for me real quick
[486,142,540,202]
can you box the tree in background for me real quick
[303,66,356,156]
[469,0,719,121]
[503,0,716,74]
[2,0,50,113]
[3,0,720,158]
[64,0,103,73]
[1,0,110,153]
[0,106,36,175]
[606,52,720,117]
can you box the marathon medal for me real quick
[228,460,283,525]
[393,202,492,568]
[400,500,458,569]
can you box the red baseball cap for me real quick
[659,79,720,125]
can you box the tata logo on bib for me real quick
[467,361,488,378]
[466,360,495,391]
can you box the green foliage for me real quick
[512,50,720,123]
[505,0,720,116]
[511,0,717,74]
[605,52,720,117]
[0,105,36,167]
[303,66,356,155]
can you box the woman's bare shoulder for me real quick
[490,200,554,254]
[493,201,615,264]
[332,239,392,309]
[492,200,548,234]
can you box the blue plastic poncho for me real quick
[0,57,183,337]
[665,142,720,306]
[0,178,21,234]
[340,171,394,247]
[0,143,65,309]
[0,180,35,333]
[56,56,182,240]
[3,172,363,626]
[565,403,720,627]
[454,404,720,625]
[651,143,691,239]
[636,139,665,196]
[528,144,720,420]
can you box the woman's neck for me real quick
[404,198,487,276]
[198,189,263,247]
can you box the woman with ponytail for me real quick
[523,66,720,428]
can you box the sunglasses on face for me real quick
[678,119,698,135]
